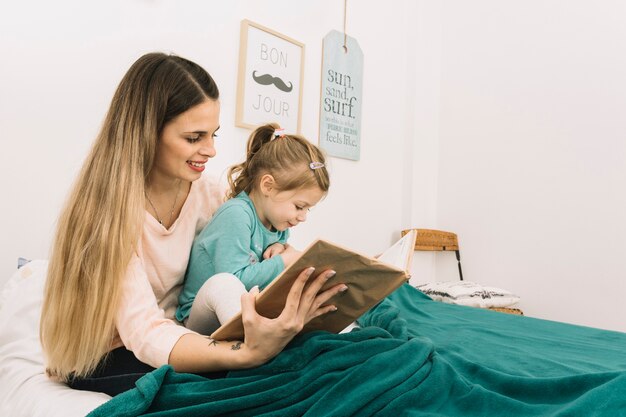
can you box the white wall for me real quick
[2,0,625,333]
[405,1,443,283]
[0,1,432,286]
[435,0,626,332]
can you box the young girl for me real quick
[176,123,331,335]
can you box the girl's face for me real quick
[256,185,325,232]
[151,99,221,184]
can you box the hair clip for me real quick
[272,128,286,140]
[309,161,325,170]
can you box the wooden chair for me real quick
[401,229,463,281]
[402,228,523,315]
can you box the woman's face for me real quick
[152,99,221,183]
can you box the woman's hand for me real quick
[239,267,346,366]
[263,242,286,259]
[168,267,345,373]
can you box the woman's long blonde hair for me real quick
[40,52,219,381]
[227,123,330,199]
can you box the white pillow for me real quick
[0,261,110,417]
[415,280,520,308]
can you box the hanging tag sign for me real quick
[319,30,363,161]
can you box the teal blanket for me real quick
[89,285,626,416]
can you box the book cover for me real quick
[211,231,417,341]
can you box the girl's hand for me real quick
[263,242,286,259]
[279,245,302,267]
[239,267,345,366]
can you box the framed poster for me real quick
[235,19,305,133]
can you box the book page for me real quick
[377,229,417,272]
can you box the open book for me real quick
[211,230,418,341]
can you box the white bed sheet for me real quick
[0,260,110,417]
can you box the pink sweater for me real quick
[112,175,224,368]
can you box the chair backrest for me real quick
[401,229,464,280]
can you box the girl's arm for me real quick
[211,236,284,289]
[168,268,343,372]
[195,206,285,289]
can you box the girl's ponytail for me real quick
[227,123,279,199]
[227,123,329,199]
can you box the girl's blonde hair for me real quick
[227,123,330,199]
[40,52,219,381]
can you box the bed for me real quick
[0,261,110,417]
[2,261,626,416]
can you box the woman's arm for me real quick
[168,267,343,372]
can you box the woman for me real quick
[40,52,343,396]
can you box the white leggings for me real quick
[185,273,248,336]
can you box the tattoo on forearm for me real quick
[207,338,218,347]
[231,341,242,351]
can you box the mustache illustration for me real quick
[251,71,293,93]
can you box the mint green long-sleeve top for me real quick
[176,192,288,322]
